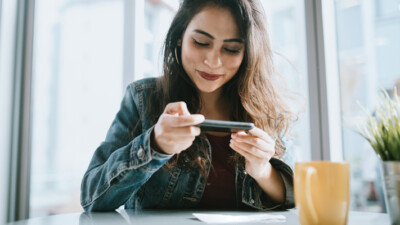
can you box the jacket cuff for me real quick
[129,126,173,169]
[270,158,295,209]
[241,174,282,211]
[241,158,294,210]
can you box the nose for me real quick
[204,50,222,69]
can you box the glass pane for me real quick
[30,0,180,217]
[335,0,400,212]
[262,1,311,166]
[30,0,308,217]
[139,1,180,79]
[30,0,124,217]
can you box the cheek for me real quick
[225,56,244,73]
[182,44,202,67]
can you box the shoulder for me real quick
[125,77,160,102]
[128,77,158,93]
[124,77,161,113]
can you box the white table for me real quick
[6,209,390,225]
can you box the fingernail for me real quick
[196,114,205,121]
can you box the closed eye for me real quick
[224,48,241,54]
[193,39,209,47]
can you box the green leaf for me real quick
[357,89,400,161]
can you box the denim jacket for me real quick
[80,78,294,212]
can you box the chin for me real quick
[191,76,225,93]
[197,84,221,93]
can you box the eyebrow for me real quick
[193,29,244,43]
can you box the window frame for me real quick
[0,0,19,223]
[304,0,343,161]
[5,0,35,222]
[123,0,144,89]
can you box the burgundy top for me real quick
[198,134,237,209]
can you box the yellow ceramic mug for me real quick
[294,161,350,225]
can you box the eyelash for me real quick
[225,48,241,54]
[193,39,241,54]
[194,39,209,47]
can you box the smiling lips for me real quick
[198,70,222,81]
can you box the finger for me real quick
[163,114,205,127]
[229,141,255,160]
[164,102,191,116]
[230,139,271,159]
[246,127,275,143]
[231,133,270,152]
[163,125,202,137]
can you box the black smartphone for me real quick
[196,119,255,133]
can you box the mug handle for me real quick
[305,167,318,224]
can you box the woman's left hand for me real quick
[229,127,275,179]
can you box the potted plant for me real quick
[358,89,400,225]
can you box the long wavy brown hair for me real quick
[143,0,296,174]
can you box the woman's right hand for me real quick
[152,102,204,155]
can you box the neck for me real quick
[199,89,230,121]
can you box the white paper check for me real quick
[192,213,286,224]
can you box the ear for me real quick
[177,39,182,46]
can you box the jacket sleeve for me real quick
[80,84,173,211]
[241,137,295,211]
[241,158,294,211]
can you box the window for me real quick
[29,0,179,217]
[30,0,124,216]
[335,0,400,212]
[142,0,179,78]
[16,0,397,219]
[29,0,308,216]
[262,1,311,166]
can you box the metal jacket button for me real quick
[137,146,145,159]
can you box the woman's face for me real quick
[180,5,245,94]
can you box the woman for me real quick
[81,0,296,211]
